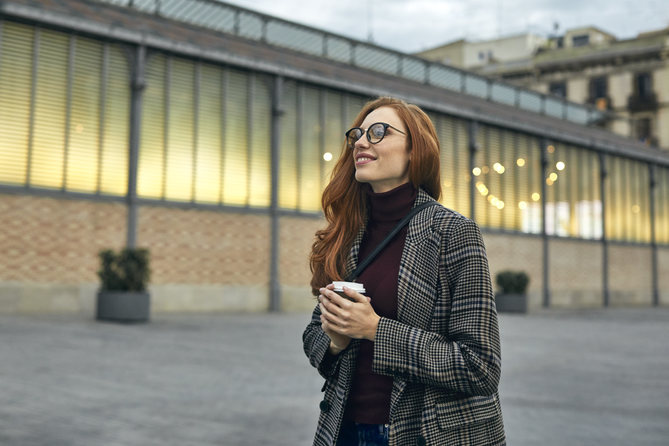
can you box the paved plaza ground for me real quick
[1,307,668,445]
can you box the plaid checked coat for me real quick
[303,189,505,446]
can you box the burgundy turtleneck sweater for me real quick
[344,182,418,424]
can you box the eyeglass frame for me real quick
[345,122,406,150]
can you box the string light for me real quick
[323,152,333,161]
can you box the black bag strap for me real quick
[345,201,440,282]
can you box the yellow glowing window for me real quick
[195,63,223,204]
[279,81,298,209]
[30,29,69,189]
[248,74,271,208]
[100,46,130,196]
[0,22,33,186]
[299,86,321,212]
[165,58,195,202]
[66,37,103,193]
[138,54,167,199]
[222,69,249,206]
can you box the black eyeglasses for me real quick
[345,122,406,150]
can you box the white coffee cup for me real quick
[332,281,366,299]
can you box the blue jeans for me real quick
[336,420,389,446]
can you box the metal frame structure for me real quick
[94,0,603,125]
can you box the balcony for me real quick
[628,93,658,112]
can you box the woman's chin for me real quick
[354,173,371,184]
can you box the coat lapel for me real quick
[396,189,439,330]
[392,189,441,411]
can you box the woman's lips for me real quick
[355,154,376,166]
[355,157,375,166]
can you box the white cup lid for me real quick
[332,281,365,294]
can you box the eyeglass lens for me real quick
[346,123,388,149]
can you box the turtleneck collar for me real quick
[365,182,418,223]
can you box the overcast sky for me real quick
[221,0,669,53]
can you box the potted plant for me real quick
[495,270,530,313]
[96,248,151,323]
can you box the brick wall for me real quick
[279,215,325,312]
[482,233,544,309]
[549,239,603,307]
[0,193,126,314]
[136,205,271,312]
[0,194,127,283]
[608,244,653,305]
[2,192,665,314]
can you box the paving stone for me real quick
[0,308,668,445]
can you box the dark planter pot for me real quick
[495,293,528,313]
[96,291,150,323]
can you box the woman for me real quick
[303,97,505,446]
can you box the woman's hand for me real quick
[319,284,381,354]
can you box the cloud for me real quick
[223,0,669,53]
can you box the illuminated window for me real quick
[278,85,368,212]
[656,167,669,244]
[0,22,129,195]
[434,114,470,217]
[0,22,33,185]
[137,56,272,207]
[605,156,650,242]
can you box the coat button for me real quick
[416,435,426,446]
[319,399,331,412]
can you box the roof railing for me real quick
[102,0,606,126]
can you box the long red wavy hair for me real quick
[309,97,441,295]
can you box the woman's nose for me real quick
[353,132,368,149]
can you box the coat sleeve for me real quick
[371,217,501,396]
[303,303,344,379]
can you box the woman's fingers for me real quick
[320,302,348,329]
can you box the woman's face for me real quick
[351,106,410,193]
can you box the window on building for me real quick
[432,113,471,217]
[589,77,607,99]
[635,72,652,98]
[633,117,657,146]
[588,76,608,110]
[635,118,652,142]
[0,22,130,195]
[605,156,651,243]
[572,34,590,47]
[656,166,669,244]
[549,81,567,98]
